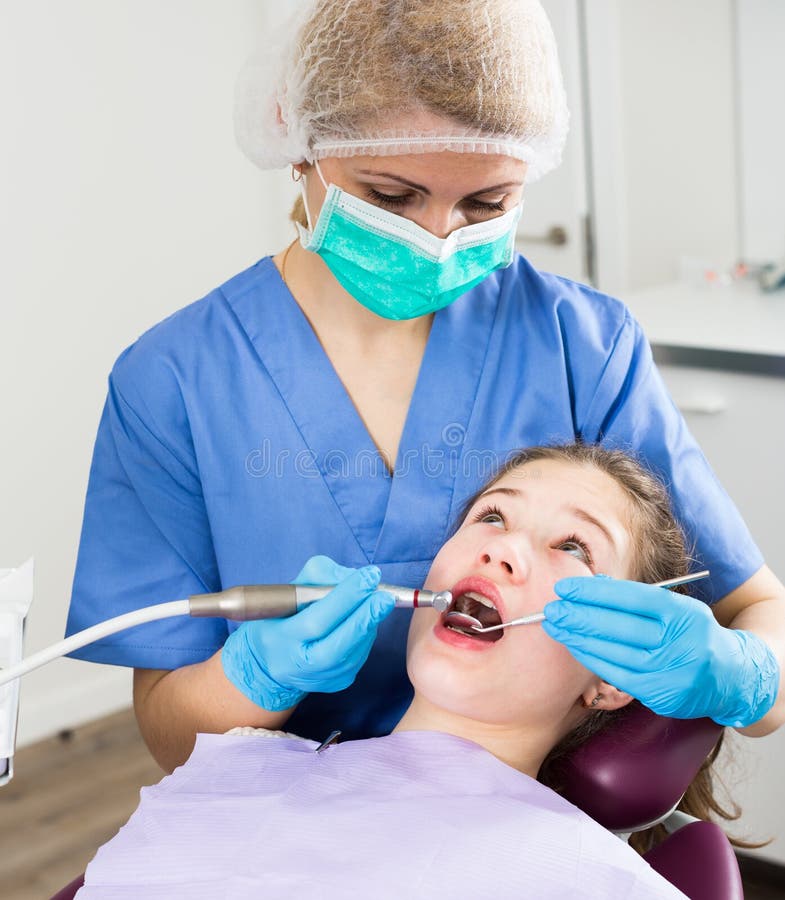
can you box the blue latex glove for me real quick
[221,556,396,712]
[543,576,779,727]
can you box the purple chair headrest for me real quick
[553,702,722,832]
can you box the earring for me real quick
[291,166,304,183]
[590,694,603,708]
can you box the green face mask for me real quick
[296,174,523,321]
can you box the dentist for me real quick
[65,0,783,772]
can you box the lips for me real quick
[449,576,507,621]
[440,575,506,644]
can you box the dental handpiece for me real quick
[188,583,453,620]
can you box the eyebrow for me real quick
[476,487,618,552]
[478,487,521,500]
[569,507,617,553]
[355,170,521,197]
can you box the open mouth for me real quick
[443,591,504,643]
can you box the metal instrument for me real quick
[188,583,452,620]
[444,570,711,635]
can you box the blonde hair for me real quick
[291,193,308,231]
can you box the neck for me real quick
[274,240,433,347]
[392,694,561,779]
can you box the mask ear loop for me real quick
[299,178,314,233]
[296,160,330,235]
[313,158,329,190]
[297,160,329,234]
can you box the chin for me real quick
[412,683,503,724]
[408,646,502,718]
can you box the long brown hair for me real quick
[458,442,755,854]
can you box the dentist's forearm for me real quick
[732,596,785,736]
[712,566,785,736]
[133,651,295,773]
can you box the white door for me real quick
[515,0,591,283]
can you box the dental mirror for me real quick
[468,570,711,634]
[443,609,484,630]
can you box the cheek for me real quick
[407,608,436,651]
[423,537,467,591]
[409,601,447,682]
[506,626,593,694]
[549,551,593,581]
[405,614,477,709]
[514,557,588,616]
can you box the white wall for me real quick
[0,1,297,746]
[587,0,739,293]
[617,0,739,289]
[736,0,785,262]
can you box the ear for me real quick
[580,681,633,712]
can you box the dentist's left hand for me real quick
[221,555,396,712]
[542,575,779,727]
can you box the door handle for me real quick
[516,225,568,246]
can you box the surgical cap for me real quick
[235,0,569,182]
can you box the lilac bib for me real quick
[77,730,683,899]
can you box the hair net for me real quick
[235,0,569,182]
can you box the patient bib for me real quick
[79,731,685,899]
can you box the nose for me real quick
[412,204,464,240]
[476,532,530,584]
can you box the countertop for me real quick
[621,279,785,374]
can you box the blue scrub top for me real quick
[65,255,763,741]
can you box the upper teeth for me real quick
[464,591,497,610]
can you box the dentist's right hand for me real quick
[221,556,395,712]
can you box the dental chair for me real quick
[50,703,740,900]
[554,701,742,899]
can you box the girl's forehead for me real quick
[484,459,636,559]
[496,458,625,501]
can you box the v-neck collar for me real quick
[224,258,500,564]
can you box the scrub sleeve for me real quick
[65,255,764,739]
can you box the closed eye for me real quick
[465,197,506,214]
[366,188,410,208]
[366,188,508,218]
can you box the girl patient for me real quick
[77,445,706,898]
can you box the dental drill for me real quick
[0,583,452,689]
[188,583,451,620]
